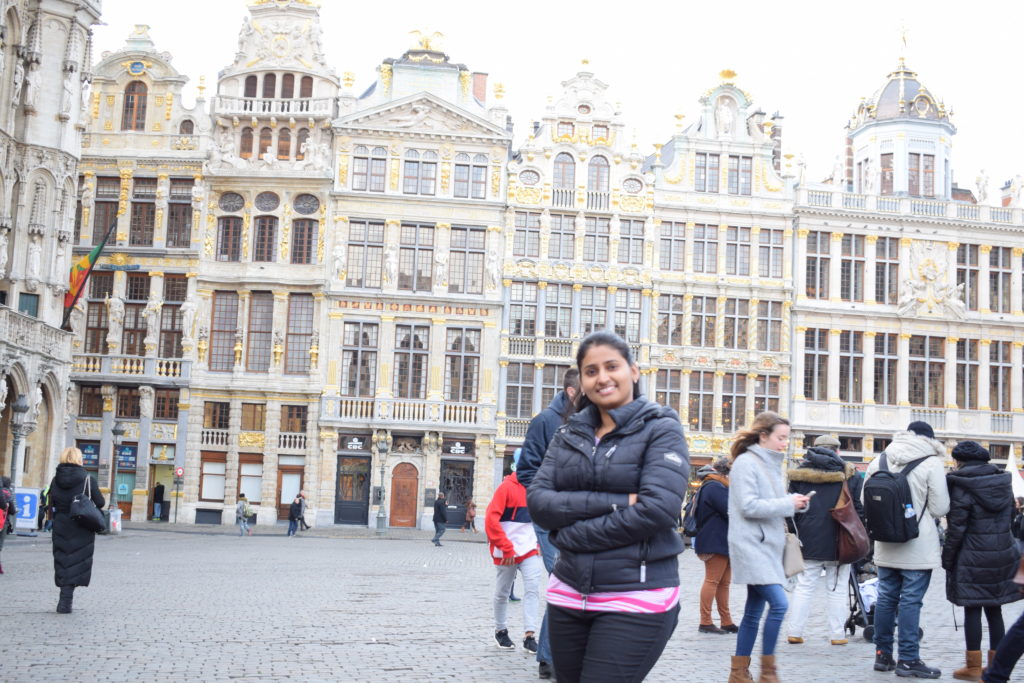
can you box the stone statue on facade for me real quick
[332,238,347,281]
[486,243,500,290]
[60,75,74,117]
[24,65,40,110]
[80,181,94,209]
[25,235,42,288]
[179,295,198,342]
[105,294,125,348]
[383,242,398,284]
[715,98,734,138]
[0,225,9,279]
[65,383,79,426]
[390,105,432,129]
[143,298,162,349]
[10,60,24,108]
[897,240,966,319]
[28,383,44,423]
[975,169,988,204]
[138,385,154,418]
[863,158,877,194]
[433,249,448,286]
[191,180,205,207]
[69,299,86,339]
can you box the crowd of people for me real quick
[478,330,1024,682]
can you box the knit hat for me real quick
[696,465,714,479]
[951,440,990,462]
[906,421,935,439]
[813,435,841,449]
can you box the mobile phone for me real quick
[805,491,817,499]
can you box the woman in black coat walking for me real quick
[49,447,105,613]
[942,441,1021,680]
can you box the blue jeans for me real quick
[287,519,298,536]
[873,566,931,661]
[154,502,162,519]
[432,522,446,544]
[535,525,559,665]
[735,584,789,657]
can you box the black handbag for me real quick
[70,476,106,532]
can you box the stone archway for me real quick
[23,384,53,488]
[388,462,419,528]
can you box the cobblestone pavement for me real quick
[1,526,1021,682]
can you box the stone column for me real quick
[609,214,621,266]
[79,170,95,245]
[154,174,169,249]
[829,231,844,303]
[749,226,761,279]
[717,224,728,273]
[378,315,397,399]
[945,337,959,409]
[145,271,164,359]
[262,402,283,523]
[131,385,154,521]
[433,222,451,294]
[783,227,795,281]
[639,289,653,365]
[313,426,337,528]
[793,327,807,400]
[383,220,400,293]
[747,298,759,351]
[115,167,133,245]
[745,371,758,425]
[271,290,289,375]
[427,317,447,401]
[225,400,242,511]
[678,369,692,425]
[535,281,548,357]
[795,228,809,299]
[233,290,251,376]
[864,235,879,304]
[684,222,696,274]
[714,295,726,348]
[1013,342,1024,413]
[98,385,116,493]
[781,301,793,354]
[1013,248,1024,315]
[862,331,876,404]
[105,271,128,355]
[570,284,583,338]
[827,329,842,402]
[607,286,619,337]
[979,245,993,314]
[573,212,586,262]
[897,333,911,406]
[682,294,694,346]
[978,340,992,410]
[712,370,725,432]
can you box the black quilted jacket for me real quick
[527,397,690,593]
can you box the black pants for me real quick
[964,605,1005,651]
[549,603,679,683]
[985,609,1024,683]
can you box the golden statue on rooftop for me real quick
[410,30,444,51]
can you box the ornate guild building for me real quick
[4,0,1024,530]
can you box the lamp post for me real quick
[374,430,391,536]
[8,394,29,484]
[109,421,126,512]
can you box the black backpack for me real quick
[863,454,929,543]
[682,486,702,537]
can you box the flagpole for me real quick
[61,218,118,330]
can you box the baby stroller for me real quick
[846,572,878,641]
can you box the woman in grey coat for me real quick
[727,412,809,683]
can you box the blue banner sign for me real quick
[80,442,100,468]
[116,444,137,470]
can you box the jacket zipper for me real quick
[640,538,649,583]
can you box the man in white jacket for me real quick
[862,421,950,679]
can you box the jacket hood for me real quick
[568,396,675,437]
[947,463,1015,513]
[54,462,86,489]
[882,430,946,466]
[503,472,523,487]
[702,473,729,488]
[789,447,856,483]
[548,391,569,415]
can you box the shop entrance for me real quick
[388,463,418,527]
[277,466,304,520]
[335,456,370,525]
[439,459,474,529]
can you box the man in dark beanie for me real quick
[862,421,950,678]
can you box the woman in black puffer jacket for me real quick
[49,447,105,613]
[942,441,1021,680]
[528,332,690,683]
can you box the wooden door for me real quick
[277,466,304,520]
[389,463,418,527]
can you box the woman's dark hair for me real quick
[573,331,641,413]
[730,411,790,460]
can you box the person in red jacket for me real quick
[486,452,542,652]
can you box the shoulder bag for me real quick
[783,519,805,578]
[70,476,107,532]
[831,481,871,564]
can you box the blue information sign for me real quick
[80,442,100,468]
[116,445,137,470]
[15,488,38,530]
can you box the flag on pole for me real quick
[62,218,116,329]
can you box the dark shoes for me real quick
[538,661,553,679]
[721,624,739,633]
[494,629,515,649]
[895,660,941,679]
[698,623,727,634]
[874,651,896,672]
[56,586,74,614]
[523,635,538,653]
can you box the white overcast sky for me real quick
[92,0,1023,199]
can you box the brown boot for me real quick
[758,654,778,683]
[988,650,996,669]
[953,650,983,681]
[728,655,754,683]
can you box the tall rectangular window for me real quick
[92,200,119,246]
[659,221,685,271]
[806,231,830,299]
[159,275,187,359]
[253,216,277,262]
[291,219,316,265]
[203,401,230,429]
[758,229,784,278]
[803,328,829,401]
[880,153,894,195]
[166,181,192,248]
[199,453,226,502]
[129,178,156,246]
[840,234,865,302]
[505,362,535,419]
[655,369,684,414]
[838,331,863,402]
[874,333,898,405]
[509,282,538,336]
[548,213,575,260]
[541,364,570,407]
[544,284,574,338]
[240,403,266,431]
[614,289,642,343]
[756,300,782,352]
[580,286,608,335]
[955,339,978,410]
[753,375,780,414]
[908,335,944,407]
[722,298,749,349]
[280,405,307,433]
[216,217,242,262]
[448,226,485,295]
[513,212,540,258]
[444,328,481,402]
[122,273,149,357]
[394,324,429,399]
[618,219,645,265]
[875,237,900,305]
[85,272,113,354]
[690,296,716,347]
[402,151,437,195]
[453,154,487,199]
[285,293,314,374]
[237,454,263,504]
[957,244,979,311]
[79,386,104,417]
[688,371,714,432]
[340,322,378,397]
[695,153,719,193]
[346,220,384,289]
[210,291,239,371]
[990,341,1012,411]
[657,294,685,345]
[584,216,610,262]
[721,373,746,433]
[398,223,434,292]
[727,155,752,195]
[725,226,750,276]
[990,247,1012,313]
[116,387,141,418]
[692,224,718,274]
[153,389,179,420]
[246,292,273,372]
[908,153,936,197]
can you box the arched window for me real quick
[240,127,254,159]
[121,81,147,131]
[253,216,277,262]
[300,76,313,98]
[259,128,273,156]
[295,128,309,160]
[244,75,257,98]
[553,153,575,189]
[277,128,291,160]
[178,119,194,135]
[281,73,295,99]
[587,156,610,193]
[262,73,276,98]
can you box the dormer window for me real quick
[121,81,147,131]
[557,121,574,138]
[178,119,194,135]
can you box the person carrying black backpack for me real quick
[861,421,950,679]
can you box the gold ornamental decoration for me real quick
[238,432,265,449]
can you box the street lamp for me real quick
[374,430,392,536]
[9,394,29,484]
[109,421,126,512]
